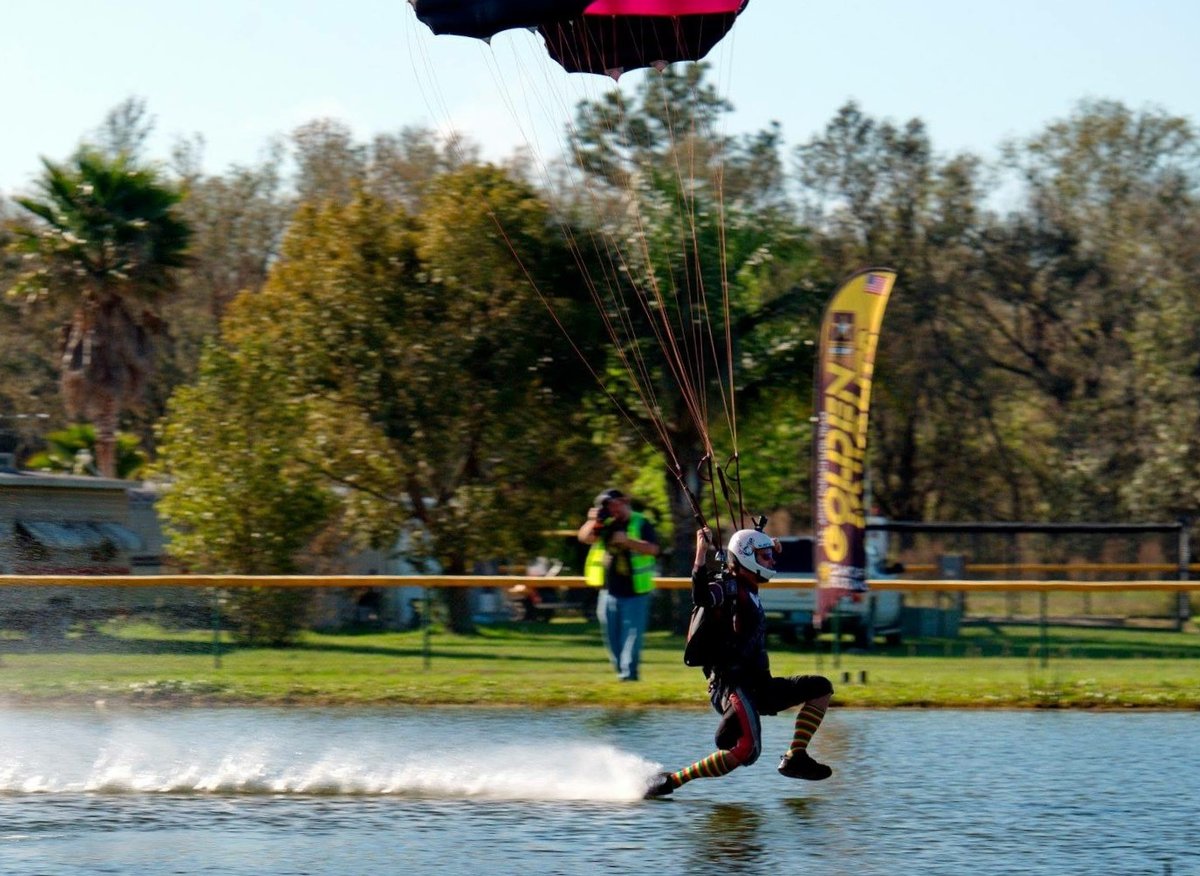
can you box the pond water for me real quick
[0,706,1194,876]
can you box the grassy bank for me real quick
[2,619,1199,709]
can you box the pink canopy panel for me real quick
[584,0,744,15]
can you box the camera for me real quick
[591,489,623,531]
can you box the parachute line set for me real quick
[408,0,761,546]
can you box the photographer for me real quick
[577,488,660,681]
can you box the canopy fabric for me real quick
[92,522,144,552]
[584,1,744,15]
[15,520,143,552]
[411,0,749,76]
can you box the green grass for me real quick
[2,618,1199,709]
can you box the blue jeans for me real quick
[597,589,650,681]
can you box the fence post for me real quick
[1038,591,1049,668]
[938,554,966,631]
[1177,516,1192,632]
[210,588,221,670]
[422,586,432,670]
[832,607,841,669]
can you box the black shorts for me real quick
[746,673,834,716]
[709,673,833,766]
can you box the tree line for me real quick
[3,77,1198,608]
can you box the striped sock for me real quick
[669,750,739,788]
[787,701,827,754]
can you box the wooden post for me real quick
[422,586,432,670]
[1177,517,1191,632]
[1039,591,1049,668]
[832,606,841,669]
[210,588,221,670]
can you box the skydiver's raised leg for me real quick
[645,687,760,797]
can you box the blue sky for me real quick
[2,0,1197,194]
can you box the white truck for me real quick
[759,531,904,647]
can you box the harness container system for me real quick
[683,571,738,670]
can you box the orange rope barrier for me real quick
[0,575,1195,592]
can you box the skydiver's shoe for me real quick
[777,751,832,781]
[643,772,675,798]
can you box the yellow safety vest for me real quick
[585,511,656,594]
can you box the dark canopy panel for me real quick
[540,4,745,76]
[410,0,593,40]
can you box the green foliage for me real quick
[0,205,60,458]
[163,182,602,630]
[155,340,334,644]
[222,588,314,648]
[23,87,1200,600]
[795,99,1200,526]
[26,423,147,479]
[156,340,334,574]
[5,146,191,478]
[568,68,820,568]
[9,149,190,305]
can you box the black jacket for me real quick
[691,564,770,682]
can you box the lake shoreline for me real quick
[3,692,1198,711]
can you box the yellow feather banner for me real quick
[812,268,896,624]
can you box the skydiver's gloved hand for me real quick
[693,526,712,571]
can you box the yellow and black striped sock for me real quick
[669,750,738,788]
[787,701,827,754]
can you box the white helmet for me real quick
[727,529,778,581]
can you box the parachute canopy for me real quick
[410,0,592,40]
[410,0,749,77]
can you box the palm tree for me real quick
[8,149,191,477]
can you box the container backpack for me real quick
[683,571,738,670]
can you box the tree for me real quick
[567,66,821,567]
[794,102,1034,522]
[974,101,1200,520]
[292,119,366,207]
[366,127,480,211]
[0,200,61,462]
[171,138,290,323]
[92,96,155,162]
[155,339,334,644]
[184,178,598,632]
[793,99,1200,525]
[7,149,191,477]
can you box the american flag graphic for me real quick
[864,273,888,295]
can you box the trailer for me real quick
[759,535,904,646]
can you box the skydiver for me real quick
[645,526,834,798]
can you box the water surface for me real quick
[0,706,1194,875]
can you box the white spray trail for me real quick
[0,717,662,802]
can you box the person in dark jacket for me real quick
[645,526,833,797]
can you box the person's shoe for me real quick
[777,751,832,781]
[643,772,675,798]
